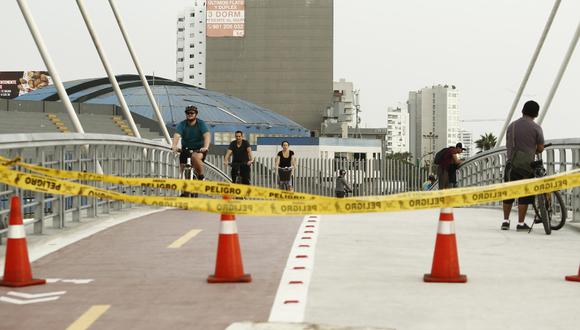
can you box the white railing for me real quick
[208,155,429,197]
[457,138,580,222]
[0,133,229,242]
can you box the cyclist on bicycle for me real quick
[224,130,253,184]
[171,105,210,180]
[501,100,545,231]
[275,140,296,191]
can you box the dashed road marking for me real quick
[269,215,320,323]
[167,229,202,249]
[66,305,110,330]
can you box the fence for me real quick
[0,133,228,242]
[207,155,430,197]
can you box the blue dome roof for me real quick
[16,75,309,133]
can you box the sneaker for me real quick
[501,221,510,230]
[516,223,531,231]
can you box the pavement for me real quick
[1,206,580,330]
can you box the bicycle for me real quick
[529,143,567,235]
[278,166,293,191]
[180,148,204,197]
[228,162,248,184]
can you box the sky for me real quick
[1,0,578,143]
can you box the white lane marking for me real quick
[7,291,66,299]
[62,279,94,284]
[47,279,94,284]
[0,296,60,305]
[167,229,202,249]
[268,215,320,323]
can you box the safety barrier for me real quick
[457,138,580,222]
[0,133,229,243]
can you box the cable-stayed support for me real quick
[76,0,141,139]
[496,0,561,146]
[107,0,172,144]
[538,20,580,125]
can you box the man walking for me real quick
[501,100,545,231]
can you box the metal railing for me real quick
[208,155,429,197]
[457,138,580,222]
[0,133,229,242]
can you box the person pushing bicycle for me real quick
[171,105,210,181]
[501,100,545,231]
[224,130,253,184]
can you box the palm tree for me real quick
[475,133,497,152]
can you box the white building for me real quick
[386,106,409,154]
[408,84,460,166]
[176,3,206,87]
[458,129,473,158]
[321,79,357,137]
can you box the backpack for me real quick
[433,147,449,165]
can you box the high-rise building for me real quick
[386,106,409,154]
[407,84,460,165]
[176,2,206,87]
[458,129,473,158]
[176,0,333,132]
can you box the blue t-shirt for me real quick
[176,119,209,149]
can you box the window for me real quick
[190,13,195,17]
[189,64,195,68]
[177,48,183,52]
[190,44,195,48]
[178,58,184,62]
[189,54,194,58]
[178,28,184,32]
[189,75,195,79]
[178,18,184,22]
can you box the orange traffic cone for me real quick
[207,196,251,283]
[424,208,467,283]
[0,196,46,287]
[565,264,580,282]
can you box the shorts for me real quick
[180,148,207,164]
[503,163,534,205]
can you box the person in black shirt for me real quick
[224,131,253,184]
[275,140,296,191]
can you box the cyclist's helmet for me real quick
[428,174,435,181]
[185,105,198,114]
[339,169,346,176]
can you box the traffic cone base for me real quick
[565,266,580,282]
[0,278,46,287]
[207,274,252,283]
[424,274,467,283]
[565,275,580,282]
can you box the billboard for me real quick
[206,0,245,37]
[0,71,52,99]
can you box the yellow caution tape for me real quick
[0,156,329,201]
[1,162,579,216]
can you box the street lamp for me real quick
[422,131,438,172]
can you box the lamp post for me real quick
[422,131,438,172]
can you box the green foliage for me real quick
[475,132,497,152]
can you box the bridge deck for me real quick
[1,207,579,330]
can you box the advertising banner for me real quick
[206,0,245,37]
[0,71,52,99]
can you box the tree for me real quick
[385,152,413,163]
[475,133,497,152]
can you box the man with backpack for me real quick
[501,100,544,231]
[434,143,465,189]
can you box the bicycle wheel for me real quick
[537,194,551,235]
[548,191,567,230]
